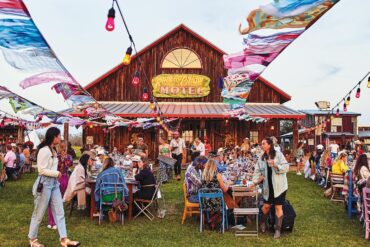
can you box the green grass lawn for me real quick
[0,173,368,247]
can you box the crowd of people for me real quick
[298,140,370,232]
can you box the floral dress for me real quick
[200,174,222,212]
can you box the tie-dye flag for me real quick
[0,0,122,122]
[222,0,340,106]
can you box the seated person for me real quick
[134,160,156,200]
[64,154,94,209]
[331,152,349,175]
[353,153,370,181]
[94,157,128,207]
[185,156,207,203]
[201,159,234,211]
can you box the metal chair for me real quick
[198,188,228,234]
[98,173,126,225]
[182,183,200,224]
[363,187,370,240]
[134,182,161,221]
[347,170,358,217]
[330,173,345,202]
[232,186,259,237]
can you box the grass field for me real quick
[0,173,368,247]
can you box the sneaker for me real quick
[296,172,302,175]
[47,225,52,229]
[176,175,181,181]
[52,225,57,230]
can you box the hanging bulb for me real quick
[105,7,115,31]
[345,95,350,106]
[142,87,149,101]
[368,76,370,88]
[132,71,140,86]
[149,98,155,110]
[343,102,347,112]
[156,115,161,122]
[336,108,340,117]
[123,46,133,65]
[356,87,361,98]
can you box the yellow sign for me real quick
[152,74,210,98]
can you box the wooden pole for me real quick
[292,120,299,154]
[63,122,69,144]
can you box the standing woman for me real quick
[158,136,172,183]
[28,127,80,247]
[253,137,289,239]
[47,141,74,229]
[295,142,304,175]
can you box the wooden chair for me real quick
[182,183,200,224]
[330,173,345,202]
[232,186,259,237]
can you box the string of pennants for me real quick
[221,0,340,115]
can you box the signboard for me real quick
[86,136,93,145]
[152,74,210,98]
[308,139,314,145]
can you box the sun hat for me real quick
[131,155,141,162]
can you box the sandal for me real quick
[61,239,80,247]
[29,239,44,247]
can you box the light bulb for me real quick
[368,76,370,88]
[345,96,350,106]
[105,7,115,31]
[336,109,340,117]
[142,92,149,101]
[356,88,361,98]
[343,103,347,112]
[150,103,155,110]
[132,71,140,86]
[122,46,133,65]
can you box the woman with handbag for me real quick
[252,137,289,239]
[28,127,80,247]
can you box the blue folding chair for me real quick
[198,188,228,233]
[98,173,126,225]
[347,169,358,218]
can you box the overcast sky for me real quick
[1,0,370,125]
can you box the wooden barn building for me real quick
[80,24,304,160]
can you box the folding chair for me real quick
[232,186,259,237]
[363,187,370,240]
[347,170,358,217]
[182,183,200,224]
[198,188,228,234]
[134,182,161,221]
[330,173,345,202]
[98,173,126,225]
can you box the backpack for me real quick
[268,200,296,232]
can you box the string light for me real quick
[356,87,361,98]
[122,46,133,65]
[105,7,115,31]
[343,102,347,112]
[142,87,149,101]
[368,76,370,88]
[132,71,140,86]
[336,108,340,117]
[345,95,350,106]
[149,98,155,110]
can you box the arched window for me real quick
[161,48,202,69]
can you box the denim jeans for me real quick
[28,176,67,240]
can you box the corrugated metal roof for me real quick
[81,102,305,119]
[359,131,370,138]
[299,109,361,116]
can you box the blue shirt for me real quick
[94,167,128,202]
